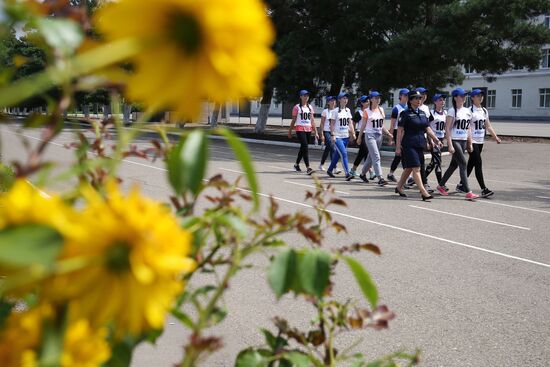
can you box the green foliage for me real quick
[344,256,378,309]
[0,224,63,267]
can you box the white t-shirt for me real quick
[292,104,314,131]
[331,107,352,138]
[391,104,406,129]
[447,107,472,141]
[419,104,431,120]
[470,105,488,144]
[363,107,385,134]
[321,108,334,132]
[430,109,447,139]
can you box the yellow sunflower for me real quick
[54,182,195,336]
[60,320,111,367]
[94,0,276,120]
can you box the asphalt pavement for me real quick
[1,123,549,367]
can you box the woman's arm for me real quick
[485,118,501,143]
[311,110,318,138]
[395,126,404,155]
[319,115,326,142]
[425,127,441,146]
[445,115,455,153]
[288,114,297,139]
[356,110,368,144]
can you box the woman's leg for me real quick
[433,147,443,183]
[295,131,306,165]
[425,148,436,178]
[439,141,462,187]
[362,134,381,176]
[320,131,332,166]
[340,138,350,175]
[452,140,470,192]
[353,136,368,168]
[397,168,413,190]
[389,130,401,178]
[328,138,344,173]
[412,167,429,196]
[469,144,486,190]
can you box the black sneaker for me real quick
[378,178,389,186]
[387,173,397,182]
[455,184,466,193]
[481,188,494,198]
[425,183,435,194]
[359,174,369,183]
[334,169,342,175]
[345,174,353,181]
[327,171,335,178]
[306,167,314,175]
[294,164,301,172]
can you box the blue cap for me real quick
[432,93,447,102]
[368,91,381,98]
[415,87,428,94]
[470,89,484,97]
[408,90,422,99]
[337,92,349,99]
[399,88,410,96]
[299,89,309,96]
[451,88,469,97]
[359,95,369,103]
[326,96,335,102]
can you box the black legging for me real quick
[296,131,311,167]
[353,131,369,167]
[320,131,334,166]
[439,140,470,192]
[466,143,486,190]
[390,130,401,172]
[425,146,442,183]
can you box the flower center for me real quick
[169,11,203,55]
[106,243,131,273]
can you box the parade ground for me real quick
[1,123,549,367]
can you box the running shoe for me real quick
[318,164,325,171]
[294,164,301,172]
[436,185,449,196]
[327,171,335,178]
[359,174,369,183]
[369,172,377,180]
[334,169,342,175]
[350,169,358,178]
[425,183,435,194]
[444,185,450,192]
[406,177,415,186]
[306,167,314,175]
[481,188,494,198]
[378,178,389,186]
[455,183,466,193]
[345,174,353,181]
[387,173,397,182]
[465,192,479,200]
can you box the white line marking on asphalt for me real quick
[284,180,349,196]
[536,196,550,200]
[220,168,245,174]
[484,178,550,190]
[6,128,550,268]
[475,200,550,215]
[409,205,530,231]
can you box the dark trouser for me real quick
[296,131,311,167]
[320,131,334,165]
[353,131,369,167]
[390,130,401,172]
[439,140,470,192]
[425,145,443,183]
[466,143,486,190]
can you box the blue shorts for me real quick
[401,146,424,168]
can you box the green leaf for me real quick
[105,339,134,367]
[181,129,208,195]
[344,256,378,309]
[216,128,259,210]
[235,349,269,367]
[167,130,208,196]
[218,213,248,238]
[171,309,195,329]
[261,328,288,351]
[0,299,14,329]
[0,224,63,267]
[298,250,331,299]
[281,351,313,367]
[267,249,297,298]
[35,18,83,57]
[208,307,227,326]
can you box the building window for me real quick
[511,89,522,108]
[539,88,550,108]
[541,48,550,69]
[512,65,524,71]
[545,14,550,28]
[387,93,394,108]
[487,90,496,108]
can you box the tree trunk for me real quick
[210,103,222,127]
[329,69,345,96]
[83,104,90,118]
[254,87,274,133]
[103,104,111,120]
[123,103,131,124]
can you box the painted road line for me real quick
[284,180,350,196]
[476,200,550,215]
[536,196,550,200]
[220,168,246,174]
[409,205,530,231]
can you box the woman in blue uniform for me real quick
[395,90,442,200]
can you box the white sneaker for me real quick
[318,164,325,171]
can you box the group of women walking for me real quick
[288,87,501,200]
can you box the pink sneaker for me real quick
[465,192,479,200]
[436,185,449,196]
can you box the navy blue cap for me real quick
[368,91,381,98]
[432,93,447,102]
[470,89,484,97]
[451,88,469,97]
[326,96,335,102]
[359,95,369,103]
[399,88,410,96]
[337,92,349,99]
[415,87,428,94]
[408,90,422,99]
[299,89,309,96]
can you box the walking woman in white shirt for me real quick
[327,92,355,180]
